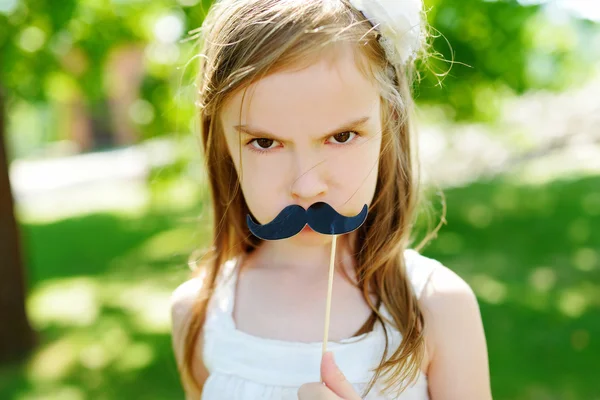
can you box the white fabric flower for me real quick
[348,0,425,65]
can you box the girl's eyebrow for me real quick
[233,116,371,142]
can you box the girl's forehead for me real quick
[221,46,381,136]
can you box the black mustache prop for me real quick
[246,202,368,240]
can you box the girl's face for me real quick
[220,45,383,245]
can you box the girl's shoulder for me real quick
[170,270,213,348]
[403,249,473,302]
[170,274,207,350]
[170,259,236,330]
[171,274,206,318]
[409,251,490,395]
[406,250,477,305]
[170,274,211,396]
[405,249,479,325]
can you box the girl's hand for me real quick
[298,352,362,399]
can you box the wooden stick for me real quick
[322,234,337,356]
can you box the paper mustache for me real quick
[246,202,368,240]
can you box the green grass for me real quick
[1,175,598,400]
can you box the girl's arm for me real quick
[420,265,493,400]
[170,278,210,400]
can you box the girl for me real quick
[171,0,492,399]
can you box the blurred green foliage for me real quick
[420,0,600,120]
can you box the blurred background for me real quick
[0,0,599,399]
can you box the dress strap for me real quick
[203,257,241,332]
[404,249,440,300]
[218,257,241,314]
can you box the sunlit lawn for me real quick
[0,174,598,400]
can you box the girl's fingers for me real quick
[298,382,342,399]
[320,352,362,400]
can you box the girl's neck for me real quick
[248,233,357,276]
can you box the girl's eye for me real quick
[250,138,279,150]
[328,131,357,144]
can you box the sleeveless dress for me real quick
[201,249,441,400]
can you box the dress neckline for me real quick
[203,250,431,385]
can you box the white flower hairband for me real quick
[348,0,425,65]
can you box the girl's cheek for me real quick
[331,140,380,174]
[243,153,287,177]
[331,140,380,198]
[241,155,289,193]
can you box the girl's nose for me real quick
[290,157,328,201]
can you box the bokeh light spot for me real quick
[114,342,155,372]
[28,278,99,328]
[0,0,18,14]
[129,99,155,125]
[465,204,493,228]
[79,344,110,370]
[18,26,46,52]
[557,290,588,318]
[153,13,184,44]
[27,337,78,382]
[472,274,507,304]
[529,267,557,292]
[572,248,598,271]
[15,385,86,400]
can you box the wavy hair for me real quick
[179,0,439,397]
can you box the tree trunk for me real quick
[0,87,37,364]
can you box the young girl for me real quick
[171,0,492,399]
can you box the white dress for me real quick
[201,249,441,400]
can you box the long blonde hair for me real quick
[180,0,437,397]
